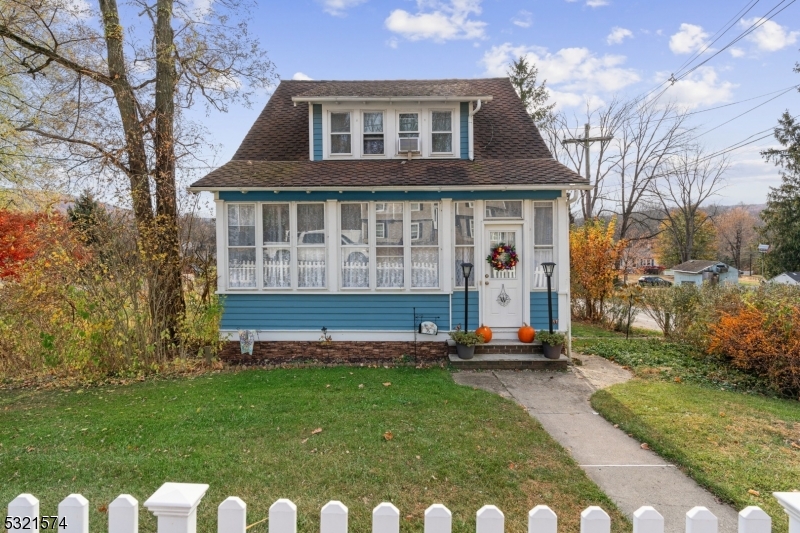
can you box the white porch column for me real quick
[215,195,226,292]
[556,193,571,333]
[144,483,209,533]
[440,198,453,294]
[327,199,339,292]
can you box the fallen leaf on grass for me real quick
[719,412,725,417]
[383,431,393,441]
[674,377,682,383]
[358,384,365,389]
[508,463,516,470]
[311,427,323,435]
[383,382,391,387]
[791,442,800,449]
[301,438,308,444]
[641,443,650,450]
[748,489,760,497]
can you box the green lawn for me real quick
[0,368,626,533]
[592,381,800,531]
[571,321,660,339]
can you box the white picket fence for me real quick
[7,483,800,533]
[340,261,439,288]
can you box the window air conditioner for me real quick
[398,137,420,153]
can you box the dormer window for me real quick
[363,112,384,155]
[330,112,351,154]
[431,111,452,153]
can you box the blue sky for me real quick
[198,0,800,207]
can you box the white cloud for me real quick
[741,18,799,52]
[586,0,609,6]
[729,47,746,58]
[292,72,313,81]
[607,27,633,45]
[656,66,736,109]
[481,43,640,109]
[512,9,532,28]
[669,23,709,54]
[318,0,367,16]
[385,0,487,42]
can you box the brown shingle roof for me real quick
[671,260,725,273]
[193,78,587,189]
[190,159,586,189]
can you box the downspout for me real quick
[468,99,482,161]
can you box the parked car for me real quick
[638,276,672,287]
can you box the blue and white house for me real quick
[190,78,589,352]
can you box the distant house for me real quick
[770,272,800,285]
[671,260,739,286]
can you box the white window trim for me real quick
[362,110,386,157]
[484,200,524,220]
[430,109,454,155]
[410,202,422,212]
[410,222,421,240]
[453,201,476,289]
[328,110,354,157]
[226,203,258,290]
[375,222,386,239]
[396,110,421,155]
[532,200,556,292]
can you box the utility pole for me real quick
[562,123,613,220]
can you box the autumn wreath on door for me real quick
[486,243,519,271]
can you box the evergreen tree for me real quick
[67,190,109,247]
[507,56,556,127]
[760,111,800,277]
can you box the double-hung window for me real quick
[431,111,453,154]
[453,202,475,288]
[398,112,419,149]
[533,201,555,289]
[227,204,256,288]
[363,112,384,155]
[330,112,351,154]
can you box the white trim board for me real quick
[220,330,451,342]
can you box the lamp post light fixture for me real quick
[541,262,556,334]
[461,262,473,331]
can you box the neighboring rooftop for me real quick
[671,260,727,274]
[773,272,800,282]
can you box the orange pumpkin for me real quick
[476,324,493,343]
[518,323,536,343]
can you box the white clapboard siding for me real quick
[8,485,800,533]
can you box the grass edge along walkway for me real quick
[1,367,629,533]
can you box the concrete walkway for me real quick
[452,355,739,533]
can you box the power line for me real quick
[684,84,799,116]
[694,85,799,138]
[694,116,798,164]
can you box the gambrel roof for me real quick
[191,78,588,190]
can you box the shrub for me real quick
[570,219,627,322]
[449,329,485,347]
[639,284,700,339]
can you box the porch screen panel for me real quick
[411,202,439,287]
[228,204,256,288]
[376,202,404,288]
[454,202,475,287]
[341,203,369,288]
[297,203,326,288]
[262,203,290,288]
[533,202,555,289]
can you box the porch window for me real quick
[261,203,326,289]
[431,111,452,153]
[363,112,384,155]
[454,201,475,288]
[341,202,369,288]
[262,203,290,288]
[376,202,404,288]
[411,203,439,288]
[532,201,555,289]
[330,112,351,154]
[296,203,326,288]
[227,204,256,288]
[485,200,522,219]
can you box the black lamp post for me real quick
[542,262,556,334]
[461,262,473,331]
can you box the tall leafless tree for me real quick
[0,0,274,344]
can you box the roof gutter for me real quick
[291,96,494,104]
[187,183,593,194]
[467,99,483,161]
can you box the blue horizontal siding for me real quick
[530,292,559,331]
[221,293,450,331]
[312,105,323,161]
[460,102,469,160]
[451,290,479,331]
[221,190,562,202]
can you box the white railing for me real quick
[230,260,328,288]
[8,483,800,533]
[229,261,256,288]
[341,261,439,288]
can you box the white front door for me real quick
[483,226,524,328]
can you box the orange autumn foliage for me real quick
[0,210,49,279]
[709,306,800,397]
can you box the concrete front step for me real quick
[448,353,569,370]
[446,339,544,355]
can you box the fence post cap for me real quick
[270,499,297,512]
[144,483,209,516]
[9,494,39,507]
[59,494,89,507]
[110,495,138,508]
[425,504,451,518]
[477,505,504,519]
[219,497,246,511]
[633,507,662,520]
[686,507,716,521]
[739,507,769,520]
[373,503,400,516]
[581,507,609,520]
[529,506,556,519]
[774,492,800,519]
[321,501,348,514]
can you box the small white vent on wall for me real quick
[398,137,420,153]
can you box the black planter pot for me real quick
[455,343,476,359]
[542,342,563,360]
